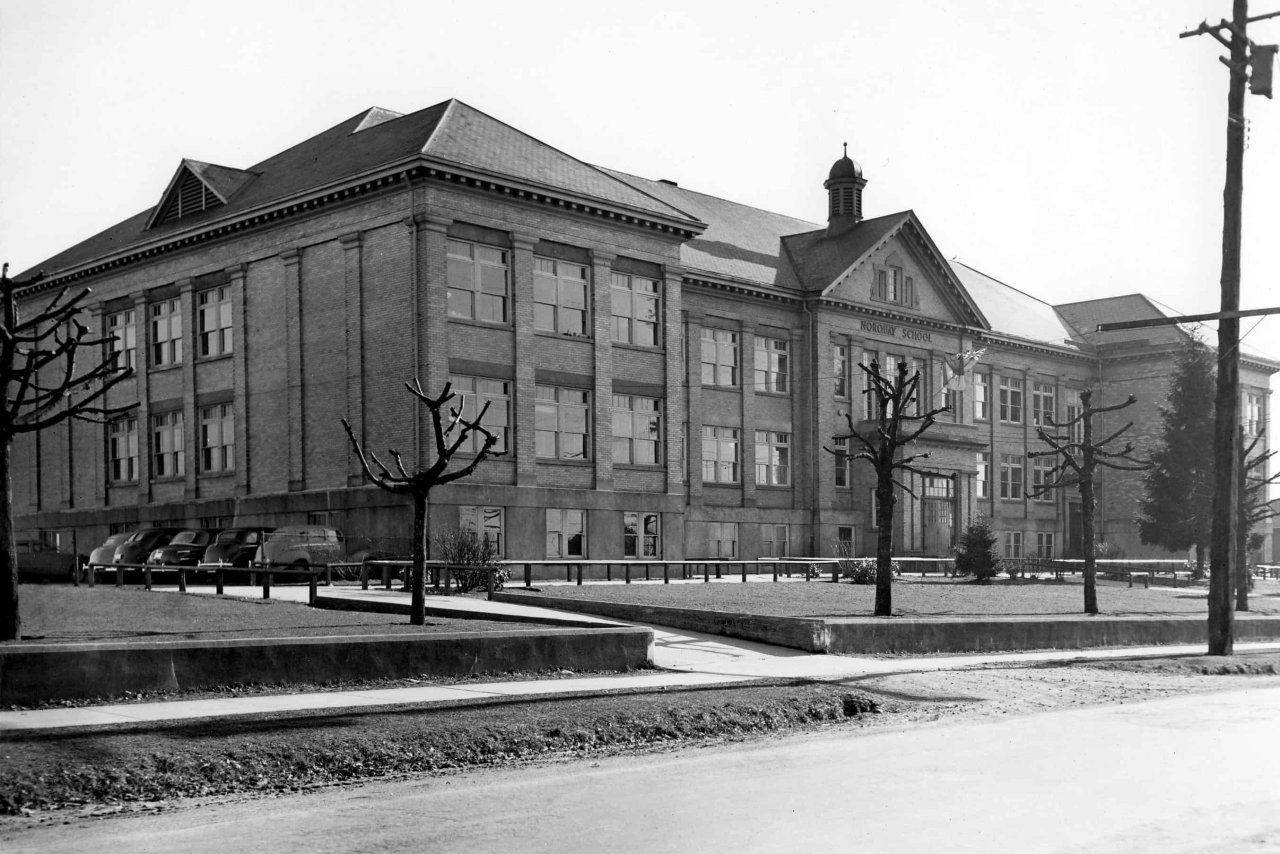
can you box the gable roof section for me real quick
[24,100,703,281]
[951,261,1089,349]
[603,169,821,285]
[782,212,987,328]
[146,159,259,228]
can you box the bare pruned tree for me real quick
[1028,389,1149,615]
[827,359,950,617]
[1237,429,1278,612]
[2,264,136,640]
[341,379,503,625]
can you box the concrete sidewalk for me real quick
[4,584,1279,733]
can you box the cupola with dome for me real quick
[824,143,867,237]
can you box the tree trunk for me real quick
[874,476,894,617]
[1080,461,1099,615]
[1235,518,1249,612]
[0,440,18,640]
[410,493,426,626]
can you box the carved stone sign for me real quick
[860,319,933,344]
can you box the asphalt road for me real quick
[7,685,1279,853]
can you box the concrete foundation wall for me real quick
[0,626,653,705]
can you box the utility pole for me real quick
[1179,1,1279,655]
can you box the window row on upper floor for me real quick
[106,403,235,485]
[445,238,664,348]
[106,284,232,373]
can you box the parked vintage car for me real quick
[252,526,369,568]
[112,527,184,566]
[87,533,131,569]
[201,527,275,568]
[147,529,223,566]
[16,538,85,582]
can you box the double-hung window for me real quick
[152,411,184,478]
[447,240,508,323]
[450,375,510,453]
[708,522,738,558]
[1245,392,1266,437]
[762,524,789,557]
[107,310,136,371]
[199,404,234,473]
[150,299,182,367]
[533,257,588,336]
[545,509,585,558]
[833,344,849,399]
[535,385,590,460]
[612,395,661,465]
[977,451,991,499]
[1035,532,1055,559]
[1032,383,1056,427]
[108,417,139,483]
[460,506,504,556]
[701,328,739,387]
[999,377,1024,424]
[833,435,852,487]
[754,337,789,394]
[973,372,990,421]
[611,273,659,346]
[624,512,660,558]
[1031,456,1055,501]
[1000,453,1024,500]
[874,266,916,307]
[1064,390,1084,443]
[197,286,232,357]
[755,430,791,486]
[1002,531,1024,559]
[701,426,740,484]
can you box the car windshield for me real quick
[170,532,205,545]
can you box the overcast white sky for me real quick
[2,0,1277,381]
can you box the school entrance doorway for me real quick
[922,475,955,556]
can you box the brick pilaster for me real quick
[227,264,250,498]
[179,278,198,499]
[591,251,615,492]
[662,268,685,497]
[281,248,304,491]
[340,232,365,486]
[511,235,537,487]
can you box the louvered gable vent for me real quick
[156,167,223,225]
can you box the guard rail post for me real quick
[115,566,123,588]
[772,562,778,583]
[361,563,369,590]
[216,569,225,595]
[263,571,271,599]
[831,563,839,584]
[178,567,187,592]
[575,563,583,586]
[741,561,747,583]
[87,565,95,587]
[703,562,709,584]
[486,567,496,600]
[443,564,452,596]
[524,562,532,589]
[144,566,152,591]
[309,571,318,604]
[625,563,631,584]
[382,565,391,590]
[662,562,670,584]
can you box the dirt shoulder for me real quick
[4,651,1278,829]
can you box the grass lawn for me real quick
[518,576,1280,618]
[11,586,526,644]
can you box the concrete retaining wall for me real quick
[495,592,828,651]
[0,626,653,705]
[495,592,1280,655]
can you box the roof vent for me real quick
[658,179,678,187]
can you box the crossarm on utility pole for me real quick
[1096,306,1280,332]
